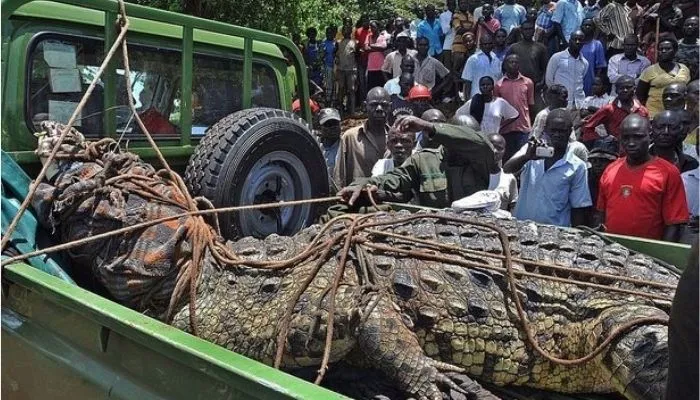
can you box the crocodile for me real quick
[29,123,678,400]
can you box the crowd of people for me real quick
[293,0,698,243]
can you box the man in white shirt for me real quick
[545,30,588,109]
[461,33,502,99]
[440,0,456,70]
[487,133,519,210]
[381,33,417,80]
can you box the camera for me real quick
[535,145,555,158]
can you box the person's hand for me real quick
[337,184,379,206]
[524,137,544,160]
[394,115,435,136]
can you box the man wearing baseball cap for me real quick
[316,108,342,192]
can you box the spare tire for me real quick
[185,108,329,239]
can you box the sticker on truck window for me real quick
[49,68,81,93]
[48,100,82,126]
[42,42,77,69]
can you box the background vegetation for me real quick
[129,0,442,36]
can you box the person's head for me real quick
[495,29,508,47]
[520,21,535,41]
[662,83,688,111]
[342,16,353,29]
[687,80,700,109]
[413,5,424,18]
[569,30,585,54]
[416,37,430,57]
[615,75,636,102]
[449,114,482,130]
[386,127,416,165]
[620,114,651,161]
[325,26,335,40]
[588,148,618,177]
[652,110,684,148]
[545,84,569,109]
[359,14,370,28]
[395,33,411,51]
[366,87,391,122]
[394,16,405,31]
[463,32,476,50]
[505,0,515,5]
[487,133,506,165]
[369,20,379,34]
[458,0,470,12]
[503,53,520,76]
[683,16,699,39]
[581,18,595,37]
[292,32,301,44]
[425,4,437,19]
[421,108,447,123]
[385,20,394,33]
[317,108,342,141]
[446,0,457,12]
[399,72,415,97]
[543,108,574,152]
[479,76,495,97]
[482,3,494,18]
[400,55,416,74]
[622,34,639,59]
[591,76,609,97]
[479,33,495,54]
[656,35,679,63]
[342,24,353,38]
[306,27,317,41]
[526,7,538,22]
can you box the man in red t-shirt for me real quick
[596,114,689,241]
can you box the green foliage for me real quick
[128,0,445,36]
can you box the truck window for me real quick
[28,35,281,139]
[190,54,280,136]
[27,37,105,136]
[115,44,182,137]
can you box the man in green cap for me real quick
[337,115,496,208]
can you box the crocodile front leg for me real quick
[356,293,499,400]
[596,305,669,400]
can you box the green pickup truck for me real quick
[1,1,691,400]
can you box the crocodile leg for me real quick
[355,293,499,400]
[596,306,669,400]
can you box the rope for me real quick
[0,0,131,252]
[0,196,341,268]
[0,0,675,381]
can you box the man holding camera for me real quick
[503,109,592,227]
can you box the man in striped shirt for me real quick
[595,0,633,58]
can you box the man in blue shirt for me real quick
[551,0,583,47]
[504,108,592,227]
[495,0,527,34]
[417,4,444,57]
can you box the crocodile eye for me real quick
[260,277,281,293]
[392,270,417,299]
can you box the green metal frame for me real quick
[2,262,347,400]
[1,0,311,165]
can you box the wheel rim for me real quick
[238,150,313,237]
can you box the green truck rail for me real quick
[2,262,347,400]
